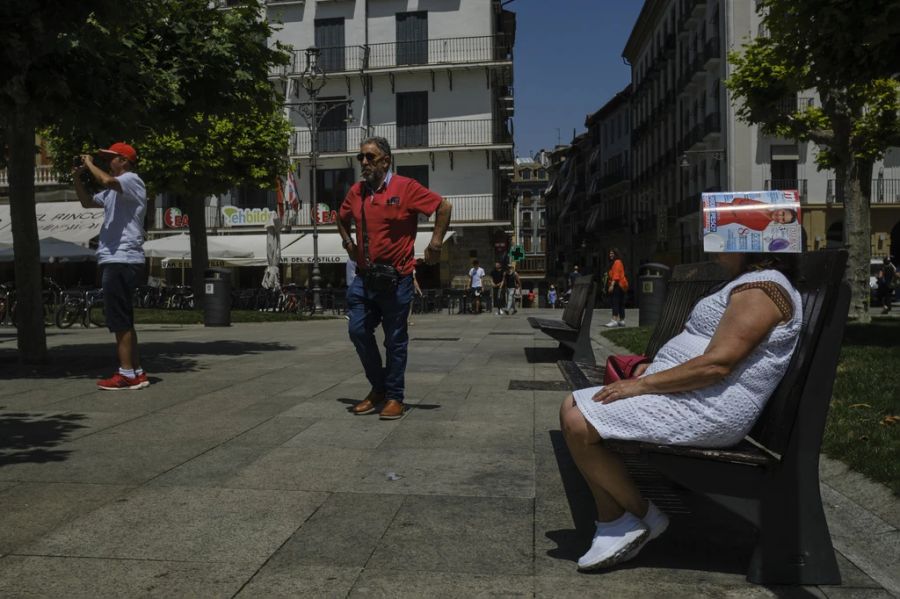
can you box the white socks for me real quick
[577,501,670,571]
[622,500,670,562]
[577,511,649,571]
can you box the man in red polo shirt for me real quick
[337,136,452,420]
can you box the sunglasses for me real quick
[355,152,381,163]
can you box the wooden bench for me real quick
[558,250,850,585]
[528,276,597,363]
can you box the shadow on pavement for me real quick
[524,346,565,364]
[0,340,296,380]
[336,398,442,412]
[0,412,86,467]
[546,430,755,576]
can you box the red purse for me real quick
[603,354,650,385]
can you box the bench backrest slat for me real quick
[748,250,848,456]
[563,277,595,329]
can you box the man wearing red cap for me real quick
[73,142,150,390]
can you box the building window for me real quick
[523,233,532,253]
[537,168,547,179]
[318,96,349,153]
[521,191,532,207]
[396,91,428,148]
[315,18,346,72]
[522,210,532,227]
[520,169,531,180]
[315,168,355,214]
[396,11,428,65]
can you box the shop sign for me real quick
[221,206,273,227]
[315,203,336,224]
[164,207,190,228]
[285,256,343,264]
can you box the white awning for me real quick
[0,202,105,245]
[0,236,97,262]
[158,231,455,267]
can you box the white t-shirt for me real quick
[93,171,147,264]
[469,266,485,288]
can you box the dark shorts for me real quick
[101,263,144,332]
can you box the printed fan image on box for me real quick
[702,190,802,253]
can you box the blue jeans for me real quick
[347,273,414,402]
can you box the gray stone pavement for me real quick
[0,309,896,598]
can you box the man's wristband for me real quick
[427,242,442,252]
[342,238,353,249]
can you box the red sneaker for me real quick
[133,372,150,389]
[97,372,143,390]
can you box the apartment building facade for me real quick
[619,0,900,265]
[509,155,549,293]
[260,0,516,287]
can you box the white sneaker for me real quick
[604,320,619,327]
[622,500,670,563]
[577,513,649,571]
[618,321,626,327]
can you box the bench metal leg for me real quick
[747,470,841,585]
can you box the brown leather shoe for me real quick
[379,399,405,420]
[351,391,385,415]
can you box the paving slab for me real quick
[25,486,328,562]
[0,555,257,599]
[235,564,362,598]
[0,312,896,597]
[366,495,534,576]
[0,482,132,554]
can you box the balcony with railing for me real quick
[0,165,62,188]
[827,179,900,204]
[367,35,512,70]
[273,35,513,78]
[776,96,816,114]
[289,119,512,156]
[765,179,808,201]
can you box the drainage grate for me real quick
[412,337,460,341]
[508,380,571,391]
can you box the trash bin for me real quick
[638,263,671,327]
[204,268,231,327]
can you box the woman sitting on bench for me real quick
[559,252,801,571]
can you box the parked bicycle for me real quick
[55,288,105,328]
[0,282,13,326]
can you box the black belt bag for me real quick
[364,263,400,292]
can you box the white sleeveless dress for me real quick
[573,269,802,448]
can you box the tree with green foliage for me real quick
[727,0,900,323]
[49,0,291,305]
[1,0,167,363]
[2,0,289,363]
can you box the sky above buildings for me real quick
[510,0,643,158]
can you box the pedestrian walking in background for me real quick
[489,261,505,315]
[548,284,558,308]
[466,259,485,314]
[503,263,521,315]
[876,256,897,314]
[73,142,150,390]
[604,248,628,328]
[337,136,452,420]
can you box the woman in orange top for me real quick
[605,248,628,327]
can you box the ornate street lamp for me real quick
[287,47,353,313]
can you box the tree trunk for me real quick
[185,195,209,307]
[843,158,873,323]
[6,107,48,363]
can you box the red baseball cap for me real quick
[97,142,137,163]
